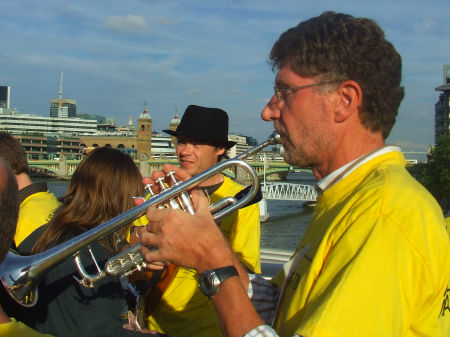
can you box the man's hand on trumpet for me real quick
[133,164,233,272]
[135,165,243,275]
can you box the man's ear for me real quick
[216,147,226,156]
[334,80,362,123]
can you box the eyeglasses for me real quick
[273,82,335,102]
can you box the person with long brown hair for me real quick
[15,147,161,337]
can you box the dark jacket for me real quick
[16,226,160,337]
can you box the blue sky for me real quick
[1,0,449,155]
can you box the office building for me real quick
[0,112,97,135]
[434,64,450,143]
[49,98,77,118]
[0,86,10,110]
[13,133,82,160]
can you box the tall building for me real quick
[49,98,77,118]
[434,64,450,143]
[137,101,152,157]
[49,71,77,118]
[0,86,10,110]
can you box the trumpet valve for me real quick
[166,170,195,214]
[144,185,155,196]
[165,170,178,185]
[156,176,181,210]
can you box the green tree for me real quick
[421,134,450,213]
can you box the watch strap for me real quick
[215,266,239,283]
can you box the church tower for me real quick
[169,108,180,148]
[137,101,152,157]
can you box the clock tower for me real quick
[137,101,152,157]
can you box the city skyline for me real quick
[1,1,449,154]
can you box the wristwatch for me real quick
[198,266,239,298]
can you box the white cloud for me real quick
[414,17,437,33]
[102,14,149,34]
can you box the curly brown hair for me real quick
[270,11,404,139]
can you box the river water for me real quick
[38,171,316,252]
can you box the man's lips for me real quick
[180,159,194,167]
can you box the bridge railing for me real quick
[261,182,317,201]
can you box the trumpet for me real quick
[0,132,280,307]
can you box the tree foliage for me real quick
[420,134,450,213]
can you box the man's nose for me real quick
[179,142,194,154]
[261,96,281,121]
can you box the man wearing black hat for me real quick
[144,105,261,337]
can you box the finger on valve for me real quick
[142,176,157,197]
[162,164,192,183]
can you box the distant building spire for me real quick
[58,70,64,115]
[170,107,180,127]
[139,100,152,120]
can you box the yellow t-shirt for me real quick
[15,186,61,246]
[0,318,54,337]
[272,151,450,337]
[147,176,261,337]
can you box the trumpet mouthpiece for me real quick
[271,132,281,144]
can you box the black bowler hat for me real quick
[163,105,237,149]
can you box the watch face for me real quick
[199,270,219,297]
[203,275,215,289]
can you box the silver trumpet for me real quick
[0,132,280,307]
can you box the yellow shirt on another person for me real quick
[15,183,61,246]
[0,318,54,337]
[147,175,261,337]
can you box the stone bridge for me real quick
[28,157,309,182]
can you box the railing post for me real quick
[58,157,68,180]
[235,166,249,185]
[259,198,270,222]
[139,154,150,177]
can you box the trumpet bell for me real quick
[0,252,38,307]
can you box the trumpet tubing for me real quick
[0,132,280,307]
